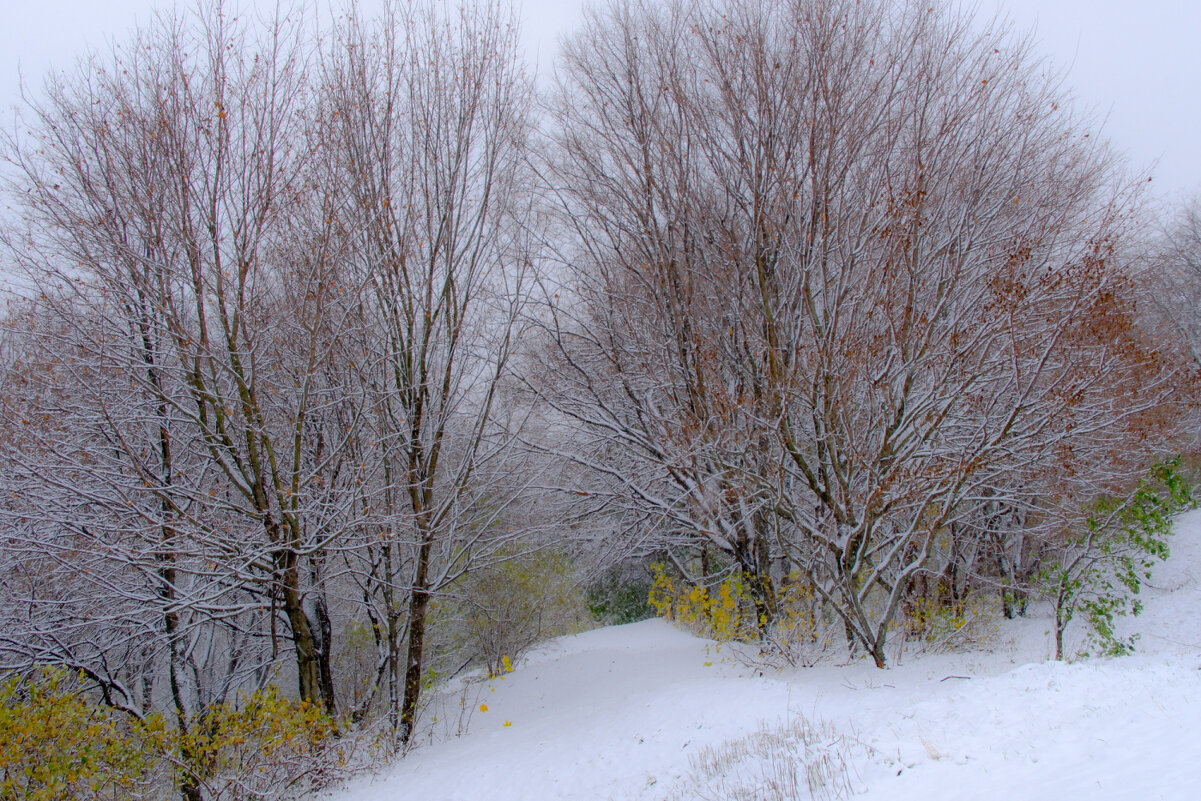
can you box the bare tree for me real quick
[0,0,542,763]
[0,2,360,725]
[1150,196,1201,366]
[318,0,536,743]
[538,0,1174,665]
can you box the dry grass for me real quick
[667,714,867,801]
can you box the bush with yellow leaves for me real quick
[169,686,339,801]
[897,580,997,656]
[649,563,757,642]
[0,671,341,801]
[0,669,165,801]
[649,564,842,666]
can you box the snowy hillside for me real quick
[327,510,1201,801]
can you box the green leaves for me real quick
[1045,457,1195,659]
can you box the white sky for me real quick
[2,0,1199,200]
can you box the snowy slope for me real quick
[328,510,1201,801]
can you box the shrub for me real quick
[445,548,589,677]
[649,563,757,642]
[333,619,377,709]
[169,686,339,801]
[758,578,846,667]
[649,563,842,662]
[0,670,345,801]
[585,563,655,625]
[899,583,996,655]
[0,669,165,801]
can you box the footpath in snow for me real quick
[328,510,1201,801]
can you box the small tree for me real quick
[1043,458,1194,660]
[443,549,587,678]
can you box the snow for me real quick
[326,509,1201,801]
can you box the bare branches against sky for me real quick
[2,0,1199,196]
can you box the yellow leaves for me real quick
[0,669,163,799]
[648,562,753,642]
[478,703,488,713]
[503,720,512,727]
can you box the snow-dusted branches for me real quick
[534,0,1175,665]
[0,0,539,756]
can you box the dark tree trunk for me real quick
[399,534,434,745]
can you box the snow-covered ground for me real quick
[327,510,1201,801]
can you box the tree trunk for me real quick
[869,635,887,669]
[275,547,329,711]
[399,534,434,745]
[735,523,777,636]
[309,557,338,716]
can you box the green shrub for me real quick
[586,564,655,625]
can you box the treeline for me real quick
[0,0,1197,798]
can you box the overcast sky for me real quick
[3,0,1199,200]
